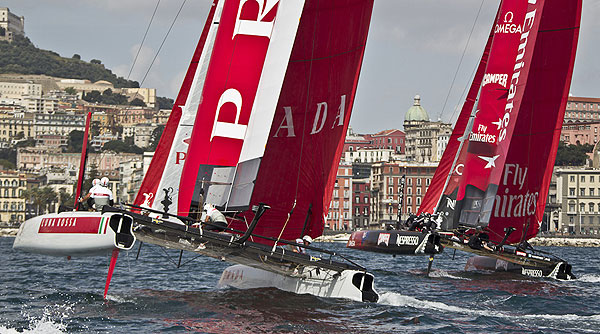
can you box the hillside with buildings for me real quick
[0,35,140,89]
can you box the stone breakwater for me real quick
[316,232,600,247]
[529,237,600,247]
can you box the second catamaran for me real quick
[349,0,581,280]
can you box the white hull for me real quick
[218,264,378,302]
[13,211,119,256]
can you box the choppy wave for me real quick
[577,274,600,283]
[378,292,600,323]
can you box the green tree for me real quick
[129,98,146,107]
[58,187,73,207]
[90,59,102,65]
[0,35,138,88]
[21,187,58,215]
[0,159,15,170]
[72,54,81,60]
[555,142,593,166]
[67,130,84,153]
[103,140,143,154]
[15,138,36,147]
[157,96,174,110]
[64,87,77,95]
[0,148,17,165]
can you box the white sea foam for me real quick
[378,291,600,323]
[427,269,471,281]
[577,274,600,283]
[0,318,67,334]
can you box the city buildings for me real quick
[0,171,27,224]
[560,96,600,146]
[403,95,452,162]
[554,168,600,235]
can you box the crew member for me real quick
[468,229,494,252]
[79,178,100,210]
[203,203,228,232]
[295,235,313,254]
[91,177,114,210]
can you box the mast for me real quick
[74,111,91,209]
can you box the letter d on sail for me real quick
[211,88,247,141]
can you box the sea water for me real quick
[1,237,599,333]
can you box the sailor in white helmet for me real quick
[202,203,228,232]
[90,177,114,210]
[293,235,313,254]
[79,178,100,210]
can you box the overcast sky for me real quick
[4,0,599,133]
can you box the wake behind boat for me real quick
[349,0,580,280]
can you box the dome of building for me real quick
[405,95,429,122]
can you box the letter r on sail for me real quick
[211,88,247,141]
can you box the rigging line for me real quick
[127,0,161,81]
[139,0,188,87]
[438,0,486,122]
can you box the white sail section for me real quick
[151,1,224,215]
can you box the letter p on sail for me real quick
[211,88,247,141]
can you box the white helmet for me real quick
[100,177,109,187]
[92,178,100,186]
[302,235,313,244]
[203,203,213,211]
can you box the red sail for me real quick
[228,0,375,242]
[418,15,496,216]
[133,1,220,208]
[178,0,285,216]
[487,0,582,244]
[74,111,91,208]
[453,0,544,227]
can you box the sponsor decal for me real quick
[310,256,321,262]
[493,164,538,218]
[274,95,348,138]
[482,73,509,88]
[498,3,539,142]
[521,267,543,277]
[377,233,390,246]
[469,124,497,145]
[396,235,419,246]
[38,216,103,234]
[516,250,527,257]
[495,11,524,34]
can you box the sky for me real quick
[3,0,599,133]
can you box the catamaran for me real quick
[348,0,581,280]
[14,0,379,302]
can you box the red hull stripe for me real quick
[39,217,102,234]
